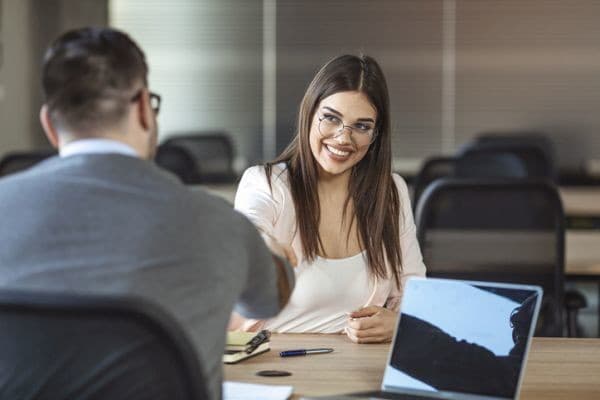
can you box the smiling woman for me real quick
[231,54,427,343]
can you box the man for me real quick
[0,27,294,399]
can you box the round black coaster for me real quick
[256,370,292,377]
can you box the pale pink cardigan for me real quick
[231,163,426,331]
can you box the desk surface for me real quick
[224,333,600,399]
[566,231,600,276]
[560,188,600,275]
[560,187,600,216]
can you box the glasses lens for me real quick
[149,93,161,114]
[353,129,375,146]
[318,117,339,136]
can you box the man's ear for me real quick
[137,89,152,131]
[39,105,60,148]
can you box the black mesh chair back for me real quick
[457,142,556,181]
[0,150,56,177]
[415,178,565,336]
[155,144,202,184]
[456,151,528,179]
[158,133,237,183]
[475,132,557,171]
[0,290,209,400]
[412,156,457,210]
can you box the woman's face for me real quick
[309,91,377,179]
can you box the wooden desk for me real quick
[560,188,600,276]
[560,187,600,216]
[566,231,600,276]
[224,334,600,399]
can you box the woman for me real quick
[233,54,426,343]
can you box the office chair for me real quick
[0,290,209,400]
[155,144,202,184]
[456,151,528,180]
[475,132,557,172]
[0,150,56,177]
[457,141,556,181]
[412,156,457,210]
[415,178,586,337]
[413,137,556,208]
[157,133,237,184]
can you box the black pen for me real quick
[279,348,333,357]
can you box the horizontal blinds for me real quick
[110,0,263,165]
[455,0,600,170]
[111,0,600,171]
[275,0,444,167]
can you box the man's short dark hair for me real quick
[42,27,148,133]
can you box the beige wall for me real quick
[0,0,37,153]
[0,0,107,157]
[275,0,600,170]
[276,0,444,161]
[110,0,264,166]
[455,0,600,169]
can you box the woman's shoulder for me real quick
[391,173,409,197]
[241,162,290,187]
[391,173,414,219]
[235,162,295,235]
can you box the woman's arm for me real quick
[234,166,282,235]
[235,166,296,264]
[230,166,296,331]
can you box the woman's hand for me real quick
[345,306,398,343]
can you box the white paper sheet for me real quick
[223,381,293,400]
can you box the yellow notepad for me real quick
[223,331,271,364]
[226,331,255,348]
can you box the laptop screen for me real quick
[382,278,542,399]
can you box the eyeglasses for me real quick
[131,89,162,115]
[317,113,376,146]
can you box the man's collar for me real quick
[59,138,139,158]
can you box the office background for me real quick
[3,0,600,174]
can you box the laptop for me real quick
[303,277,542,400]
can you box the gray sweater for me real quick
[0,153,292,399]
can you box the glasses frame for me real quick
[131,89,161,115]
[317,113,377,146]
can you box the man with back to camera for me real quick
[0,27,295,399]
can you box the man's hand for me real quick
[345,306,398,344]
[260,232,297,267]
[259,231,296,309]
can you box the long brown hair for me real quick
[265,54,401,287]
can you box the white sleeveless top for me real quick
[264,252,373,333]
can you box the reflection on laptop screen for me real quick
[382,278,541,399]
